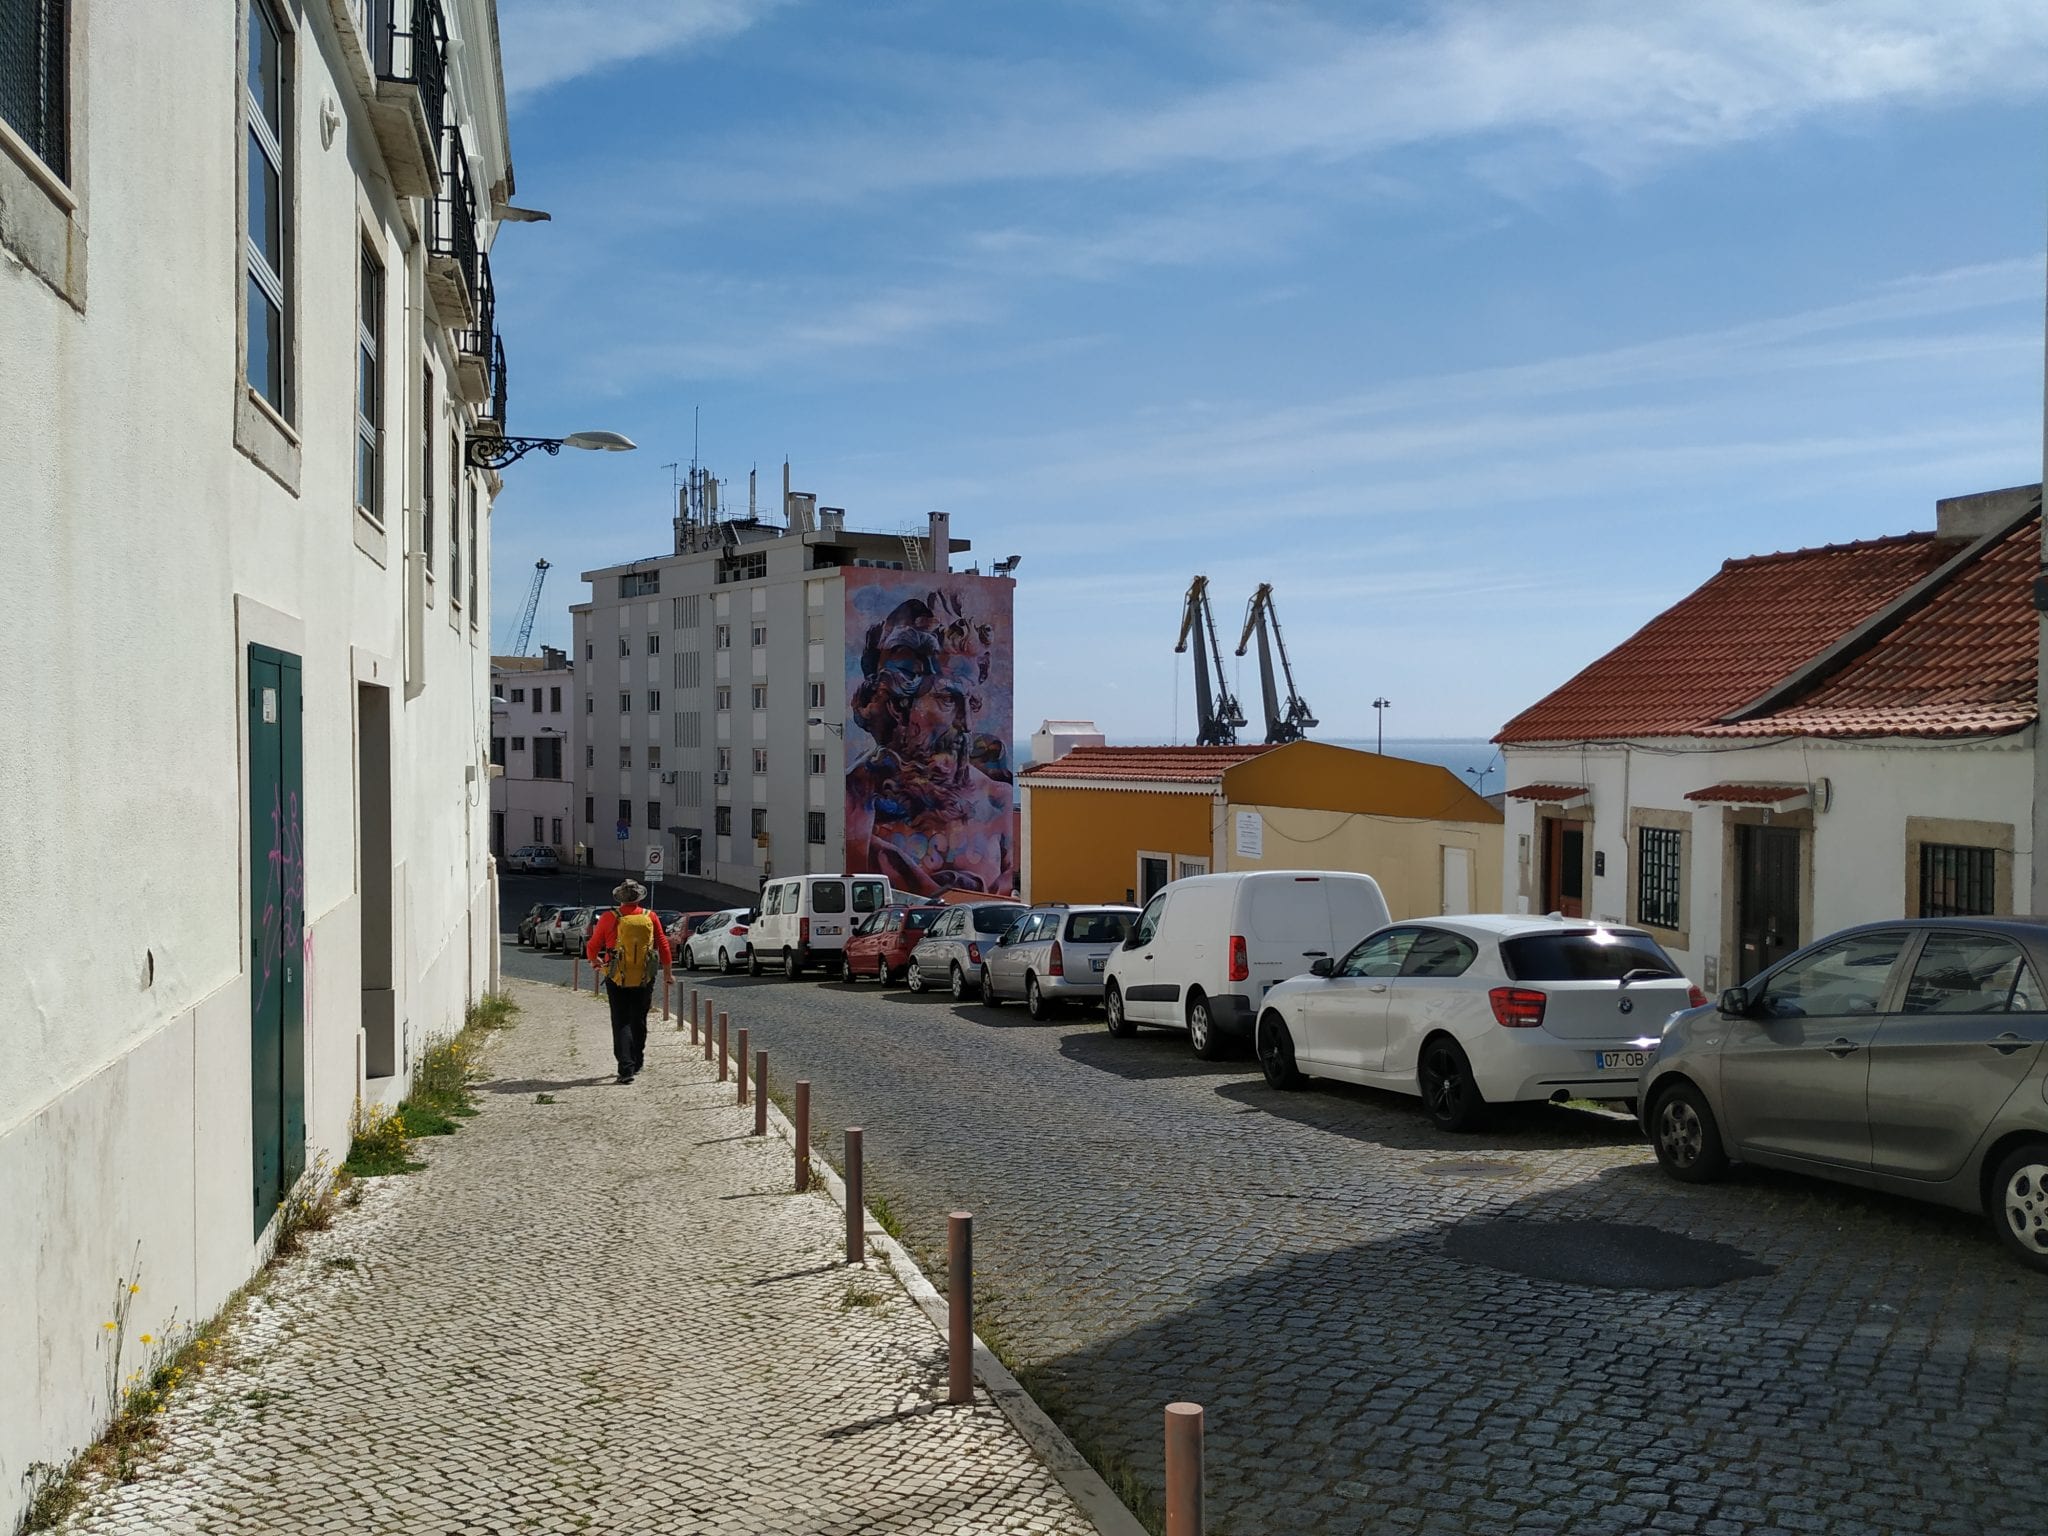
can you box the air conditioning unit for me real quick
[713,770,729,785]
[659,772,677,785]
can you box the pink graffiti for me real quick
[252,787,306,1016]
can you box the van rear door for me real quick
[1245,876,1342,1000]
[1326,875,1392,956]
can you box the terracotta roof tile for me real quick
[1684,783,1810,804]
[1020,745,1277,784]
[1505,783,1591,802]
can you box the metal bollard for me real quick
[795,1081,811,1192]
[736,1028,750,1104]
[689,987,700,1032]
[1164,1403,1205,1536]
[845,1128,864,1265]
[718,1012,730,1082]
[753,1051,768,1137]
[571,955,581,993]
[662,977,672,1024]
[703,1002,714,1062]
[947,1212,973,1404]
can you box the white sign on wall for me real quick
[1235,811,1263,860]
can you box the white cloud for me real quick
[497,0,788,99]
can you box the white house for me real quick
[1496,485,2039,993]
[0,0,512,1518]
[491,646,577,859]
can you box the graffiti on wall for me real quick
[844,569,1017,897]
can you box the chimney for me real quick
[1936,483,2039,541]
[788,493,817,533]
[927,510,951,573]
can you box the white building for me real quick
[571,485,1021,898]
[491,647,576,858]
[1496,486,2039,992]
[0,1,512,1516]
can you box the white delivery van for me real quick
[1103,870,1390,1058]
[748,873,891,977]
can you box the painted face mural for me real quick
[844,571,1017,898]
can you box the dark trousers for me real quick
[605,981,653,1074]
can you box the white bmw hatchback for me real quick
[1254,915,1704,1130]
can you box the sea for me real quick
[1017,734,1504,794]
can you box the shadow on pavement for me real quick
[1056,1028,1256,1081]
[1215,1076,1645,1153]
[478,1075,613,1094]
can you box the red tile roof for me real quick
[1498,513,2038,744]
[1505,783,1591,802]
[1020,745,1277,784]
[1684,783,1810,804]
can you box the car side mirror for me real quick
[1718,986,1750,1017]
[1310,957,1336,978]
[1124,932,1144,950]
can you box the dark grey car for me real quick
[907,902,1029,1002]
[1640,917,2048,1270]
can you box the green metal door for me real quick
[249,644,306,1234]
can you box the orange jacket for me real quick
[586,905,674,970]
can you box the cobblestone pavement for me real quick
[60,980,1098,1536]
[603,954,2048,1536]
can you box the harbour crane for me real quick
[511,558,550,656]
[1174,575,1247,747]
[1235,583,1318,744]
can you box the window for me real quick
[648,745,661,770]
[648,801,662,831]
[355,247,382,518]
[618,799,633,829]
[584,795,594,824]
[619,571,660,597]
[510,735,525,752]
[489,735,505,766]
[714,806,731,837]
[752,748,768,774]
[619,745,631,769]
[618,692,630,714]
[421,368,436,572]
[1901,933,2039,1015]
[1920,844,1998,918]
[813,881,846,915]
[1131,893,1166,947]
[532,815,544,842]
[808,812,827,845]
[810,751,827,776]
[717,747,732,773]
[751,808,767,837]
[619,637,630,657]
[1,0,67,179]
[751,624,767,647]
[1065,911,1133,945]
[585,744,595,768]
[530,691,542,712]
[511,688,525,703]
[585,640,593,661]
[1638,826,1682,930]
[647,690,661,712]
[491,683,502,699]
[551,817,563,845]
[715,686,731,712]
[585,694,593,714]
[1138,854,1170,904]
[1755,930,1907,1020]
[852,881,884,913]
[648,633,660,655]
[809,682,827,710]
[1502,930,1677,982]
[448,431,460,588]
[751,684,767,710]
[533,738,562,779]
[1338,929,1418,978]
[714,623,732,650]
[244,0,289,413]
[466,484,478,619]
[1400,930,1480,978]
[550,686,562,713]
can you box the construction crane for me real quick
[1236,583,1318,744]
[1174,576,1246,747]
[511,558,551,656]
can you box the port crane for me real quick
[1235,583,1318,744]
[511,558,550,656]
[1174,575,1247,747]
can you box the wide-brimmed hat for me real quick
[613,880,647,904]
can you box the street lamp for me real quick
[465,429,638,471]
[1372,696,1391,754]
[807,715,845,737]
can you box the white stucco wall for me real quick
[0,3,508,1521]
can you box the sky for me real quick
[485,0,2048,742]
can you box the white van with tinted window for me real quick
[748,874,890,977]
[1103,870,1391,1058]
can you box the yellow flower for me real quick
[103,1322,117,1331]
[139,1334,153,1345]
[128,1284,140,1295]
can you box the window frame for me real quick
[242,0,291,420]
[354,242,383,521]
[1637,824,1682,932]
[750,683,768,711]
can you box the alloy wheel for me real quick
[1657,1096,1706,1171]
[2003,1161,2048,1256]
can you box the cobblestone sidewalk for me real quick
[58,981,1101,1536]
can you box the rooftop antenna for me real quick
[749,464,757,520]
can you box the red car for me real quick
[842,904,942,983]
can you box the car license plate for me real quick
[816,925,839,937]
[1090,957,1104,973]
[1598,1050,1651,1070]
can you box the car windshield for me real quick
[904,908,938,932]
[1066,911,1133,944]
[1502,929,1678,982]
[972,905,1028,934]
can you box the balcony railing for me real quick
[460,252,508,425]
[432,126,478,289]
[372,0,446,127]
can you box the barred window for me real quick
[1637,826,1682,930]
[1921,843,1997,918]
[0,0,69,178]
[807,812,827,845]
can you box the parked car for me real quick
[564,906,606,955]
[982,905,1138,1018]
[503,844,560,873]
[749,874,891,976]
[665,909,713,951]
[842,905,942,983]
[907,902,1030,1000]
[519,903,562,946]
[1104,870,1391,1059]
[543,907,584,952]
[1640,917,2048,1272]
[1256,915,1702,1128]
[683,909,754,973]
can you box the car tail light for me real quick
[967,942,982,964]
[730,925,747,936]
[1489,987,1547,1027]
[1049,941,1064,977]
[1687,984,1708,1008]
[1228,935,1249,983]
[799,917,810,947]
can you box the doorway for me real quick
[1441,845,1471,915]
[249,644,306,1234]
[1138,853,1171,904]
[1735,823,1801,982]
[1541,818,1586,918]
[358,683,397,1079]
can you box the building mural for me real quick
[845,569,1018,897]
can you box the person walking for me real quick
[585,880,674,1084]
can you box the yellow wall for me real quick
[1224,740,1502,825]
[1223,802,1505,921]
[1027,787,1214,905]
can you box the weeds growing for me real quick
[341,992,517,1177]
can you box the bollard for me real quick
[718,1012,730,1083]
[689,987,700,1032]
[736,1028,750,1105]
[947,1212,973,1404]
[703,1002,714,1062]
[753,1051,768,1137]
[571,955,581,993]
[845,1128,864,1265]
[662,977,672,1025]
[795,1081,811,1192]
[1164,1403,1205,1536]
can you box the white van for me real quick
[1103,870,1390,1058]
[748,874,891,977]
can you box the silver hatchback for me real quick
[907,902,1029,1002]
[982,905,1138,1019]
[1640,917,2048,1271]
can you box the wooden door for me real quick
[1736,824,1801,982]
[1542,818,1585,918]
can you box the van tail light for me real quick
[1228,935,1250,984]
[1489,987,1548,1028]
[1049,941,1064,977]
[1687,984,1708,1008]
[967,942,982,965]
[799,917,810,947]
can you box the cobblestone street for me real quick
[57,980,1097,1536]
[522,942,2048,1536]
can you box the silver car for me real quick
[907,902,1029,1002]
[1640,917,2048,1271]
[982,905,1139,1019]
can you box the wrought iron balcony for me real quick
[427,125,478,327]
[457,251,506,425]
[360,0,447,199]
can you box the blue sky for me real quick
[486,0,2048,741]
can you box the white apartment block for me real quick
[0,1,512,1517]
[490,647,577,857]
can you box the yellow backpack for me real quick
[607,910,658,989]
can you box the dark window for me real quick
[421,368,435,571]
[619,571,660,597]
[1065,912,1133,944]
[1901,932,2035,1015]
[1638,826,1682,929]
[533,737,562,779]
[618,799,632,828]
[1920,843,1997,918]
[467,481,477,616]
[813,879,846,912]
[1502,929,1676,982]
[1755,930,1906,1019]
[489,735,505,766]
[356,248,382,517]
[243,0,288,412]
[648,690,661,712]
[852,881,884,912]
[532,815,544,842]
[905,908,938,932]
[550,686,562,712]
[808,812,827,845]
[1338,929,1416,978]
[583,795,594,824]
[751,808,767,837]
[648,633,660,654]
[715,806,732,836]
[973,905,1028,935]
[510,735,525,751]
[1,0,68,177]
[551,817,563,844]
[511,688,525,703]
[1400,930,1480,978]
[648,800,661,831]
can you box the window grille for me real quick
[1920,843,1997,918]
[1637,826,1682,930]
[1,0,68,177]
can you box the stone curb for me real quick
[739,1077,1151,1536]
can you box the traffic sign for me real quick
[645,845,665,879]
[615,821,629,841]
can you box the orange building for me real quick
[1020,742,1503,919]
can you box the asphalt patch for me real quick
[1444,1219,1776,1290]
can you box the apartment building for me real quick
[572,487,1020,898]
[0,2,512,1517]
[491,647,577,858]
